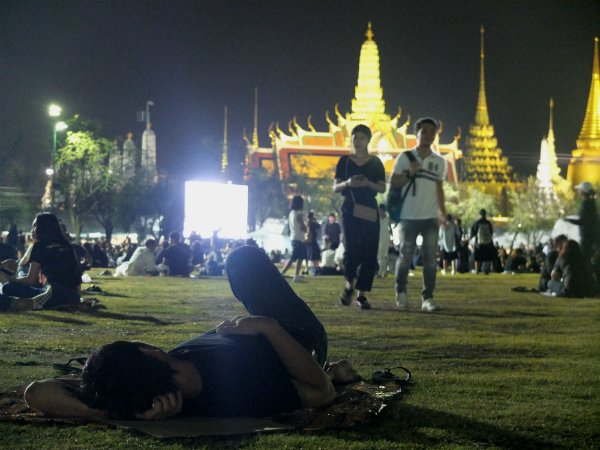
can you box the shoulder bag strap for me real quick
[346,156,358,205]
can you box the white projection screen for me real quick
[183,181,248,240]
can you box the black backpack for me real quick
[387,151,417,223]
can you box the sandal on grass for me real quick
[340,287,354,306]
[356,296,371,310]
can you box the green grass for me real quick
[1,270,599,449]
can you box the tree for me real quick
[507,176,564,248]
[247,167,287,229]
[55,131,113,242]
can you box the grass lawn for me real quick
[1,269,598,449]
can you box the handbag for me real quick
[346,156,378,222]
[387,151,417,223]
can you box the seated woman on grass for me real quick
[547,239,596,298]
[24,245,358,420]
[0,213,81,312]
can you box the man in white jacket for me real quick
[115,239,158,277]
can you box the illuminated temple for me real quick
[462,26,517,196]
[247,23,462,182]
[567,38,600,187]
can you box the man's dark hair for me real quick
[329,242,339,251]
[351,124,372,141]
[290,195,304,211]
[554,234,568,250]
[169,231,181,242]
[145,239,156,248]
[329,213,336,218]
[78,341,177,419]
[414,117,438,134]
[479,209,487,217]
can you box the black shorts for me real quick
[290,240,307,262]
[475,243,497,262]
[442,250,458,262]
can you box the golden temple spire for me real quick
[253,86,259,148]
[349,23,386,122]
[366,22,373,40]
[548,98,555,143]
[222,105,228,174]
[476,25,490,126]
[578,38,600,141]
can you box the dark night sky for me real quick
[1,0,599,185]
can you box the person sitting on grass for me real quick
[158,231,193,277]
[24,245,358,420]
[0,213,81,312]
[546,239,596,298]
[115,239,158,277]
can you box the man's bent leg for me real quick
[225,245,327,364]
[420,219,439,300]
[395,221,419,294]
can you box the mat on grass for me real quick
[0,379,405,438]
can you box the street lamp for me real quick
[48,104,68,213]
[49,105,61,117]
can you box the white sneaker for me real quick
[471,270,478,275]
[396,291,409,309]
[441,269,446,276]
[32,285,53,310]
[451,269,456,275]
[422,298,441,312]
[292,276,307,283]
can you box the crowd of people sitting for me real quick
[1,191,598,313]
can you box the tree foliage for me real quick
[55,131,113,241]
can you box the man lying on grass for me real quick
[24,245,358,420]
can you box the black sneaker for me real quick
[356,296,371,310]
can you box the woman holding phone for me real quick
[333,125,386,309]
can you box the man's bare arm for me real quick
[436,180,447,217]
[24,378,107,419]
[216,316,335,408]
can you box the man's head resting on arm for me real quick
[78,341,177,419]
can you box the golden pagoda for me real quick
[248,23,462,182]
[567,38,600,187]
[463,26,516,195]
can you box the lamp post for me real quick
[49,104,67,214]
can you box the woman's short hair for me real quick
[79,341,178,419]
[351,124,372,141]
[290,195,304,211]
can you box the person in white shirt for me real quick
[439,214,460,275]
[280,196,307,283]
[389,118,447,312]
[377,204,391,277]
[115,239,158,277]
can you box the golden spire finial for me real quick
[475,25,490,126]
[253,87,259,148]
[222,105,228,174]
[366,22,373,40]
[549,98,554,136]
[578,37,600,140]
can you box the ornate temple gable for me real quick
[567,38,600,186]
[463,26,515,187]
[250,23,462,182]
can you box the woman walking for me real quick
[333,125,386,309]
[305,211,321,271]
[280,196,308,283]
